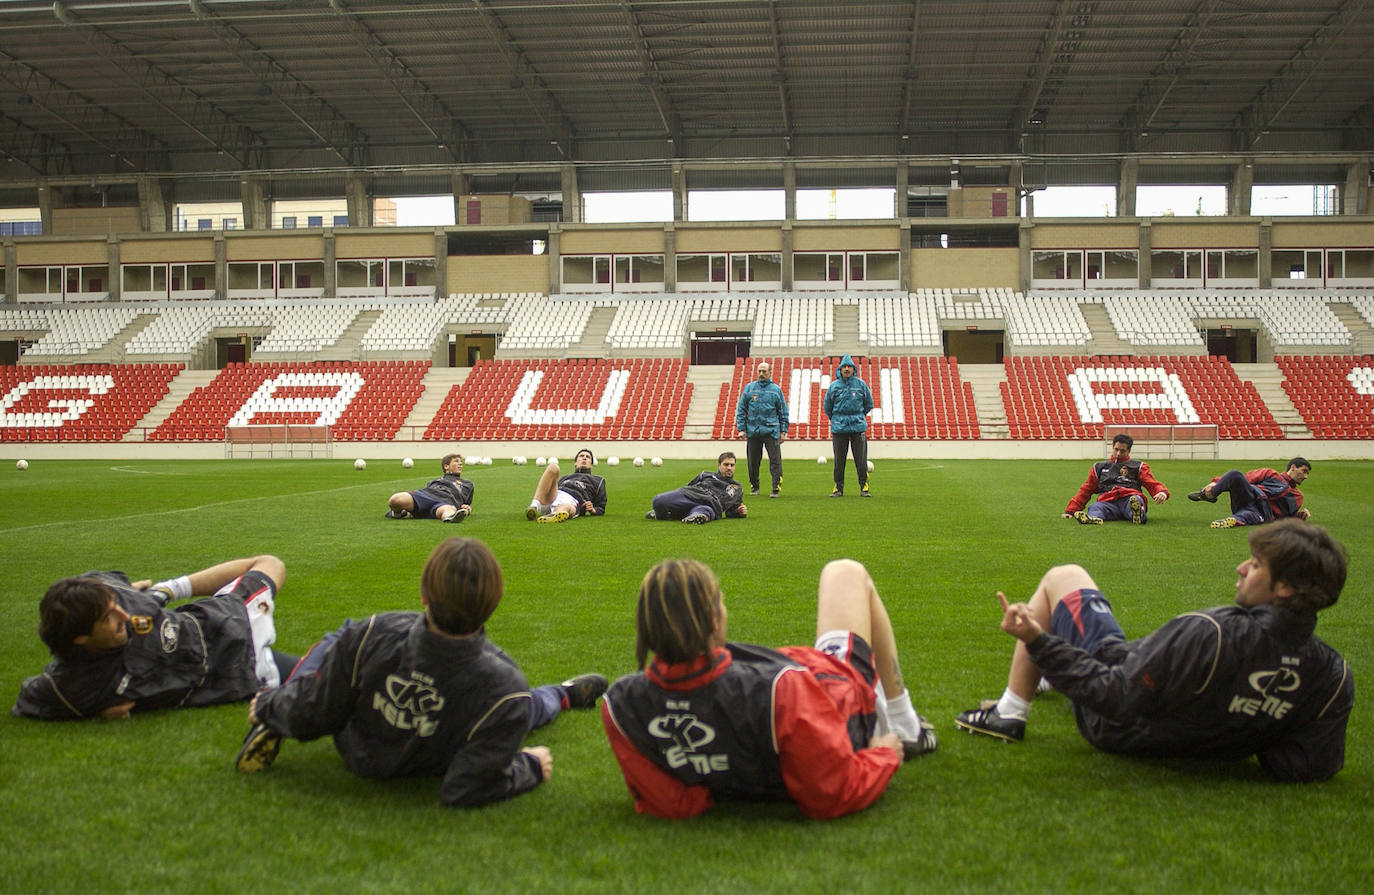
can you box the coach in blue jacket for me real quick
[824,354,873,497]
[735,361,788,498]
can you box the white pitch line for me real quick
[0,478,409,534]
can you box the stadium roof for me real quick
[0,0,1371,188]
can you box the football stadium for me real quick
[1,3,1371,893]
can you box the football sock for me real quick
[883,688,923,741]
[153,575,192,601]
[995,688,1030,721]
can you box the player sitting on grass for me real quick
[524,448,606,523]
[386,453,473,523]
[1062,433,1169,526]
[645,451,748,524]
[235,536,606,808]
[14,555,294,720]
[955,519,1352,782]
[601,557,936,819]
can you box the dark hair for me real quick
[39,577,116,655]
[1287,457,1311,473]
[575,448,594,464]
[635,558,722,669]
[440,453,462,470]
[1111,433,1134,449]
[421,537,503,636]
[1249,519,1346,614]
[717,451,736,464]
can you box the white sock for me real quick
[995,688,1030,721]
[153,575,192,602]
[883,688,923,741]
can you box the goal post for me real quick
[224,425,333,459]
[1103,423,1218,460]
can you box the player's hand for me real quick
[131,579,152,590]
[1061,512,1074,519]
[101,701,134,720]
[868,732,904,764]
[460,504,472,514]
[1296,507,1312,520]
[525,746,553,781]
[998,592,1043,642]
[738,504,748,517]
[1153,492,1168,504]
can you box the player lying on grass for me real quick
[386,453,473,523]
[235,536,606,808]
[524,448,607,523]
[644,451,748,524]
[955,518,1352,782]
[601,557,936,819]
[1187,457,1311,530]
[14,555,293,720]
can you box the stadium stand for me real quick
[1,305,144,357]
[605,299,690,350]
[1001,355,1282,440]
[253,301,366,354]
[150,361,427,441]
[424,358,691,441]
[360,293,512,354]
[498,294,598,353]
[858,292,941,349]
[1101,292,1206,348]
[1276,355,1374,439]
[0,362,182,442]
[124,302,275,356]
[711,355,979,440]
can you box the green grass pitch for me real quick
[1,456,1370,894]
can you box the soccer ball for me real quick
[536,456,547,467]
[16,459,28,471]
[548,456,558,466]
[465,455,479,465]
[513,456,526,465]
[401,457,414,469]
[606,456,620,466]
[866,460,875,473]
[651,457,662,467]
[353,458,366,470]
[633,457,644,467]
[817,455,826,464]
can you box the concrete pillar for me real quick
[1230,161,1253,216]
[137,175,171,232]
[107,236,120,301]
[1117,158,1138,217]
[672,163,686,222]
[560,165,581,223]
[323,231,337,298]
[780,224,793,291]
[1258,220,1271,287]
[214,232,227,300]
[1138,222,1151,287]
[37,182,60,235]
[450,170,471,224]
[1018,221,1032,293]
[5,241,17,304]
[895,161,909,220]
[783,162,796,221]
[1007,161,1023,218]
[663,225,676,291]
[240,177,269,231]
[433,229,448,297]
[547,228,562,292]
[899,222,911,292]
[1344,159,1369,216]
[346,174,373,228]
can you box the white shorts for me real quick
[217,574,280,689]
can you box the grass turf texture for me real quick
[1,457,1370,894]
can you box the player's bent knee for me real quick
[1042,563,1097,599]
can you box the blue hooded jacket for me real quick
[735,369,789,439]
[823,353,873,434]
